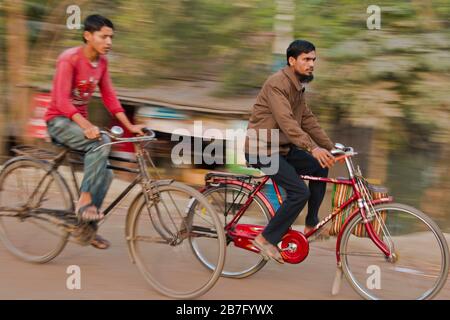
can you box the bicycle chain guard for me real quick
[228,224,264,254]
[278,230,309,264]
[229,224,309,264]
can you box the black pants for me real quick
[245,147,328,245]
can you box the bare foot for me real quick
[76,204,104,222]
[76,192,104,222]
[253,234,284,264]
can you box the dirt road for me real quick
[0,175,449,300]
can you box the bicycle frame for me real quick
[63,144,155,217]
[205,154,394,261]
[4,135,200,247]
[2,142,153,220]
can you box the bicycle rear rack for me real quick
[11,145,63,161]
[205,171,266,184]
[10,144,140,172]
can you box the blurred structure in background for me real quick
[0,0,449,229]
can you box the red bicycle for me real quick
[189,143,449,300]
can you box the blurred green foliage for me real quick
[2,0,450,147]
[292,0,450,148]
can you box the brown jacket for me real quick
[245,66,334,156]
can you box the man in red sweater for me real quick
[45,14,145,249]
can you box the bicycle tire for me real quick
[126,180,226,299]
[340,202,449,300]
[0,158,72,263]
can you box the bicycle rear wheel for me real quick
[340,203,449,300]
[0,158,72,263]
[126,180,226,299]
[191,184,270,278]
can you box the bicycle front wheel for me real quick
[0,158,72,263]
[340,203,449,300]
[127,180,226,299]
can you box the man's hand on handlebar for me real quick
[312,147,336,169]
[127,124,147,136]
[84,125,101,140]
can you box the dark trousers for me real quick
[246,147,328,245]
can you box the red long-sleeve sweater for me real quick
[45,46,124,122]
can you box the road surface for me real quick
[0,175,449,300]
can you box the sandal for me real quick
[76,203,104,222]
[90,234,111,250]
[251,238,285,264]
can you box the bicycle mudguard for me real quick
[0,155,51,171]
[334,196,394,265]
[124,179,174,263]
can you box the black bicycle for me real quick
[0,126,225,299]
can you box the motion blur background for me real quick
[0,0,449,229]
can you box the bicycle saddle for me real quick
[50,137,87,155]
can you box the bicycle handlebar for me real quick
[331,143,357,157]
[100,126,156,141]
[92,126,156,152]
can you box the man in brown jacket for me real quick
[245,40,336,263]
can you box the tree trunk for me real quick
[5,0,29,144]
[0,34,6,161]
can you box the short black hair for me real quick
[286,40,316,65]
[83,14,114,43]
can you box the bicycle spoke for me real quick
[391,265,440,279]
[341,252,386,258]
[0,212,22,217]
[190,209,216,229]
[0,160,71,263]
[188,224,218,235]
[159,191,186,232]
[132,235,168,244]
[27,218,66,238]
[144,201,171,241]
[30,175,54,207]
[16,169,27,203]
